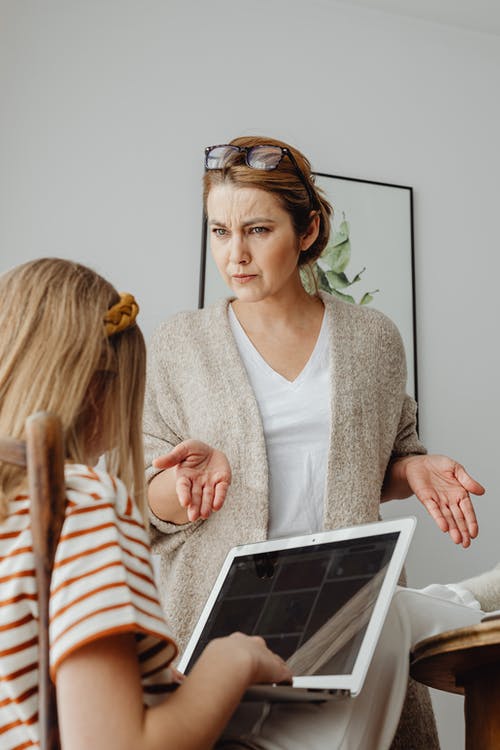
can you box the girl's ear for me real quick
[299,211,321,253]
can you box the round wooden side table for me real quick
[410,617,500,749]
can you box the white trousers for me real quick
[217,586,483,750]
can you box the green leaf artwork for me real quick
[301,213,379,305]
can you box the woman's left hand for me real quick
[402,454,485,547]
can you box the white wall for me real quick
[1,1,499,746]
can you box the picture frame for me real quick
[198,173,418,400]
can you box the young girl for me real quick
[0,257,291,750]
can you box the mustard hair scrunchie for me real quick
[104,293,139,336]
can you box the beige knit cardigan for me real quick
[144,293,439,749]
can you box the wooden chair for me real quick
[0,412,66,750]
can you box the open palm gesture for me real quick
[153,440,231,522]
[404,454,485,547]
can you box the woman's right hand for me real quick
[152,440,232,522]
[209,632,293,686]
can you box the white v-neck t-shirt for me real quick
[229,305,331,539]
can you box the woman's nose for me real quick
[228,234,250,264]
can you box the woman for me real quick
[0,258,291,750]
[144,137,485,748]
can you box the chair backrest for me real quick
[0,412,66,750]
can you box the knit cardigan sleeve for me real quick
[460,563,500,612]
[364,298,425,461]
[143,319,196,536]
[392,394,426,459]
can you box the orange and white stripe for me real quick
[0,465,177,750]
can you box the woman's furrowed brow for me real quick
[208,217,277,227]
[241,217,277,226]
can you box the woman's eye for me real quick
[249,226,268,235]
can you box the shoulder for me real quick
[152,299,230,341]
[321,292,404,348]
[64,464,140,523]
[60,465,150,569]
[148,299,233,367]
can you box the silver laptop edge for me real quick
[178,517,416,700]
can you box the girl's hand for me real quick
[403,454,485,548]
[212,632,293,686]
[153,440,231,522]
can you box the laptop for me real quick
[178,517,416,701]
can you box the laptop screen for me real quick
[183,531,400,675]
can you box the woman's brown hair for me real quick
[0,258,145,521]
[203,135,332,266]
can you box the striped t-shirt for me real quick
[0,464,178,750]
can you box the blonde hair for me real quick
[0,258,146,522]
[203,135,332,266]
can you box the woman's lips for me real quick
[232,274,256,284]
